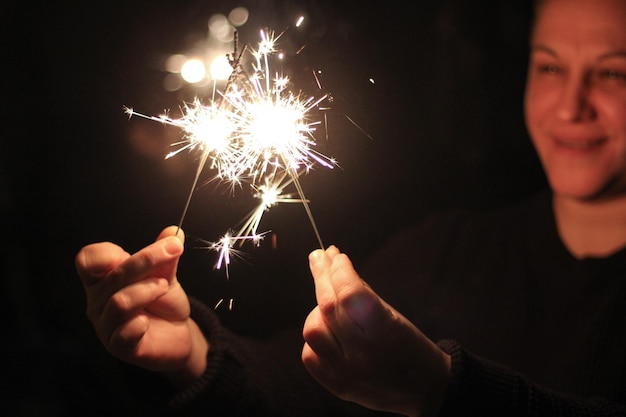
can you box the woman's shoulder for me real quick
[396,188,553,246]
[360,188,554,293]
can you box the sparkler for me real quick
[126,27,337,278]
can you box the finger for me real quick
[76,242,132,316]
[302,306,344,359]
[153,227,185,286]
[156,225,185,245]
[108,314,150,357]
[309,247,374,348]
[95,277,169,339]
[309,247,349,336]
[330,253,394,336]
[301,342,319,371]
[111,235,183,289]
[325,245,341,259]
[309,247,336,309]
[301,344,350,402]
[87,236,183,318]
[76,242,130,288]
[76,226,183,290]
[301,343,337,386]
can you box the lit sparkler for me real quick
[126,27,337,275]
[235,171,309,241]
[197,231,268,279]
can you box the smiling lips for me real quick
[554,136,608,150]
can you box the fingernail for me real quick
[309,249,324,262]
[164,237,182,255]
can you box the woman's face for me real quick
[524,0,626,201]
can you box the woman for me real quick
[75,0,626,415]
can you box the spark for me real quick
[126,28,336,274]
[235,171,307,241]
[214,298,235,311]
[197,232,268,279]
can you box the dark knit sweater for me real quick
[128,189,626,416]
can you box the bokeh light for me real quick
[180,58,206,83]
[162,7,253,91]
[210,55,233,80]
[229,7,249,27]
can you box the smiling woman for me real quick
[71,0,626,416]
[525,0,626,258]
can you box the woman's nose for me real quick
[556,76,594,122]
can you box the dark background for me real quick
[2,0,544,415]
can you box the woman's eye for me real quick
[598,69,626,81]
[538,64,559,74]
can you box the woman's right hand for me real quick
[75,226,208,386]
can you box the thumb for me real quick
[309,247,335,306]
[157,225,185,245]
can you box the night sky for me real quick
[2,1,544,415]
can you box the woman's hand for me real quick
[302,246,450,417]
[75,226,208,386]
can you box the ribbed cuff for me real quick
[436,339,526,417]
[168,297,247,411]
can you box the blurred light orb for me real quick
[165,54,186,73]
[216,24,236,43]
[208,13,233,42]
[228,7,249,27]
[208,13,228,32]
[210,55,233,80]
[181,58,206,83]
[228,7,250,27]
[163,73,183,91]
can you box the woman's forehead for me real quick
[532,0,626,51]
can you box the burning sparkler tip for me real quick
[127,27,341,282]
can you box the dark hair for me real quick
[529,0,545,36]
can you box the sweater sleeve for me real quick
[123,297,398,417]
[166,297,264,414]
[436,339,626,417]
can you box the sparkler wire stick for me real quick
[286,165,324,249]
[176,150,210,234]
[174,43,246,234]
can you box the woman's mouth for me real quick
[554,137,607,150]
